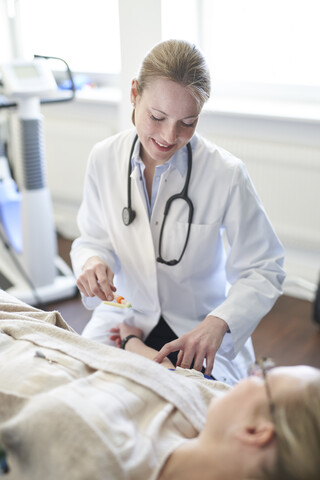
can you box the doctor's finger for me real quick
[191,350,207,372]
[153,339,183,364]
[76,277,90,298]
[176,349,184,367]
[85,273,109,300]
[176,348,197,370]
[96,269,115,301]
[203,351,216,377]
[77,270,100,297]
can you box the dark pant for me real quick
[145,316,215,378]
[145,316,179,366]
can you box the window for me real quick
[162,0,320,103]
[17,0,120,76]
[3,0,319,104]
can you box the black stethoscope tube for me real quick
[122,134,194,266]
[122,135,138,226]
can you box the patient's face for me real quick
[205,365,320,439]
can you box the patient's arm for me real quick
[109,323,175,369]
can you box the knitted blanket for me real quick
[0,290,229,479]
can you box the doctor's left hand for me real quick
[153,315,229,376]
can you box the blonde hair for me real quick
[263,371,320,480]
[132,39,211,124]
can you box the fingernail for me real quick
[107,294,114,301]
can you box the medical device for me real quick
[1,61,57,97]
[0,57,77,305]
[122,134,194,266]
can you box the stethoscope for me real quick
[122,134,194,266]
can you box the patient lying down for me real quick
[0,291,319,480]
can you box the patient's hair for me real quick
[263,371,320,480]
[132,39,211,124]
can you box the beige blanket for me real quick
[0,290,228,479]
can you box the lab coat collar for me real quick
[131,132,199,178]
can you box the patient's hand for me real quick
[109,323,143,348]
[110,323,174,368]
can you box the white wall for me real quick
[118,0,162,129]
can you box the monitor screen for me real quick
[13,65,40,79]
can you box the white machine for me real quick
[0,58,77,305]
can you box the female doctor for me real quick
[71,39,285,385]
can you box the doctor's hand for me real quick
[153,315,229,376]
[76,256,116,301]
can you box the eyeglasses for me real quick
[248,357,276,419]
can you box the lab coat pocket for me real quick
[160,220,225,277]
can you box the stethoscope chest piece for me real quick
[122,206,136,226]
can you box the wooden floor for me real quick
[47,236,320,369]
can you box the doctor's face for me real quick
[131,76,200,166]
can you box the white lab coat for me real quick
[71,129,285,385]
